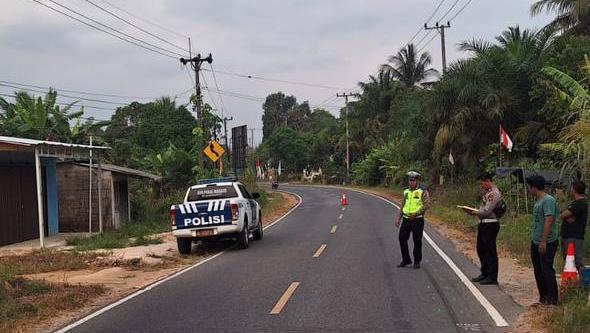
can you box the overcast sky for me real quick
[0,0,551,146]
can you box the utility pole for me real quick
[336,92,354,184]
[249,128,255,148]
[424,21,451,74]
[222,116,233,149]
[180,53,213,128]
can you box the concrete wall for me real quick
[56,164,114,232]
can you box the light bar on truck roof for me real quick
[196,176,238,185]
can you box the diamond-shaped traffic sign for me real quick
[203,140,225,162]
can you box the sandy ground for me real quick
[347,187,547,333]
[18,191,299,333]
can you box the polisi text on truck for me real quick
[184,215,225,227]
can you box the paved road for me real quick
[60,185,521,333]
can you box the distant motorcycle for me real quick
[271,181,279,190]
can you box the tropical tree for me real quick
[531,0,590,34]
[431,26,554,166]
[0,89,105,142]
[381,43,438,87]
[542,56,590,179]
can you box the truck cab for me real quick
[170,177,263,254]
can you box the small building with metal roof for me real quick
[0,136,109,247]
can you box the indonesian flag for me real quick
[499,125,513,152]
[448,149,455,165]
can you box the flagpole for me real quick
[498,124,502,167]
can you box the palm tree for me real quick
[531,0,590,34]
[381,44,438,87]
[431,26,554,162]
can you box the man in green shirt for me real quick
[527,175,559,306]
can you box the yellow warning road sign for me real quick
[203,140,225,162]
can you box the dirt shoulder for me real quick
[2,191,299,333]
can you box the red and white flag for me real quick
[499,125,513,152]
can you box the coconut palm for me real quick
[381,44,438,87]
[531,0,590,34]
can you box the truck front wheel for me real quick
[177,238,192,254]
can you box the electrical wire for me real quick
[405,0,447,47]
[199,73,220,111]
[84,0,190,53]
[201,68,346,90]
[448,0,474,21]
[31,0,180,59]
[0,83,130,105]
[98,0,188,40]
[208,64,228,116]
[0,93,116,111]
[0,79,157,100]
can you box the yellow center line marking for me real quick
[270,282,300,315]
[330,225,338,233]
[338,214,343,219]
[313,244,327,258]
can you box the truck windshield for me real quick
[187,185,238,201]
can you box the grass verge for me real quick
[66,220,168,251]
[0,249,106,333]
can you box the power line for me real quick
[0,79,157,100]
[0,83,130,105]
[199,73,221,111]
[45,0,184,57]
[437,0,461,21]
[201,68,347,90]
[31,0,180,59]
[98,0,188,40]
[448,0,474,21]
[0,93,116,111]
[83,0,190,53]
[418,32,440,53]
[405,0,447,47]
[208,64,228,116]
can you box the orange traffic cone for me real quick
[561,242,578,287]
[340,193,348,206]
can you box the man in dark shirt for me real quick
[559,181,588,272]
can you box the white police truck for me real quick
[170,177,263,254]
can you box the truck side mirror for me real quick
[252,192,261,199]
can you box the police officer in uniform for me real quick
[396,171,430,269]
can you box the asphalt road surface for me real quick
[59,185,522,333]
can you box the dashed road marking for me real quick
[312,244,327,258]
[342,207,346,211]
[270,282,300,315]
[338,214,343,219]
[330,225,338,233]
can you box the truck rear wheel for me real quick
[237,220,249,249]
[177,238,192,254]
[253,215,263,240]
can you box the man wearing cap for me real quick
[395,172,430,269]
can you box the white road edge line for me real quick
[357,190,509,328]
[54,190,303,333]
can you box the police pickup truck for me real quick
[170,177,263,254]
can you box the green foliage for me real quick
[351,136,420,186]
[105,98,197,168]
[550,287,590,333]
[0,89,107,143]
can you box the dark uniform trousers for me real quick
[531,240,559,304]
[399,217,424,264]
[476,222,500,281]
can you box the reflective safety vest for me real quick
[402,188,424,218]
